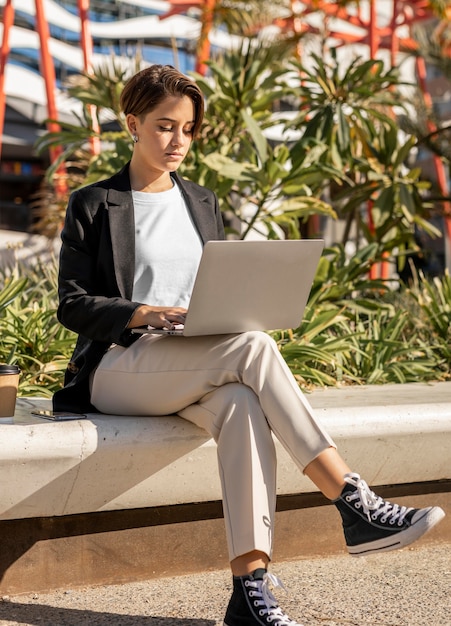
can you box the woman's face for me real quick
[127,95,196,175]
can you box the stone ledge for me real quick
[1,381,450,521]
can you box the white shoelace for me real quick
[245,572,303,625]
[344,473,413,525]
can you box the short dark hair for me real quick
[120,65,204,137]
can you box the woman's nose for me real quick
[171,129,184,146]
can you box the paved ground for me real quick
[0,542,449,626]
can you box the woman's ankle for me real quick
[230,550,269,576]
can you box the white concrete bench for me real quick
[2,381,451,522]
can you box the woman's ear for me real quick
[126,113,137,136]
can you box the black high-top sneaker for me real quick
[223,568,303,626]
[334,472,446,557]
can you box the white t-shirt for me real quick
[131,183,202,308]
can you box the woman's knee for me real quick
[238,330,283,372]
[240,330,279,357]
[242,330,276,345]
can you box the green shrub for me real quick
[271,247,451,389]
[1,255,449,399]
[0,259,76,397]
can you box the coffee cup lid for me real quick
[0,364,21,374]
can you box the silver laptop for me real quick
[131,239,324,337]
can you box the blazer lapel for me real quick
[173,172,220,243]
[106,167,135,299]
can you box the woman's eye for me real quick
[158,125,194,135]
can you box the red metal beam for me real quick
[34,0,60,144]
[0,0,14,159]
[35,0,60,138]
[78,0,94,69]
[195,0,215,75]
[367,0,380,279]
[34,0,67,195]
[159,0,215,74]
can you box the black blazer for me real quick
[53,163,225,412]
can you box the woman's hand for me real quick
[128,304,187,330]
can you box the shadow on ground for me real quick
[0,602,216,626]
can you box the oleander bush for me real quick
[1,252,449,398]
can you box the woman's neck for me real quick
[129,162,174,193]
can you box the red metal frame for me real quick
[159,0,211,74]
[34,0,61,155]
[195,0,215,75]
[0,0,14,160]
[35,0,68,196]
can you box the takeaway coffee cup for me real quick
[0,364,21,417]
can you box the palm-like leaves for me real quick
[185,41,341,238]
[335,125,440,252]
[35,57,141,188]
[281,50,439,255]
[288,50,406,168]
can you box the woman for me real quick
[54,65,445,626]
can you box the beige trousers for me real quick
[91,330,335,560]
